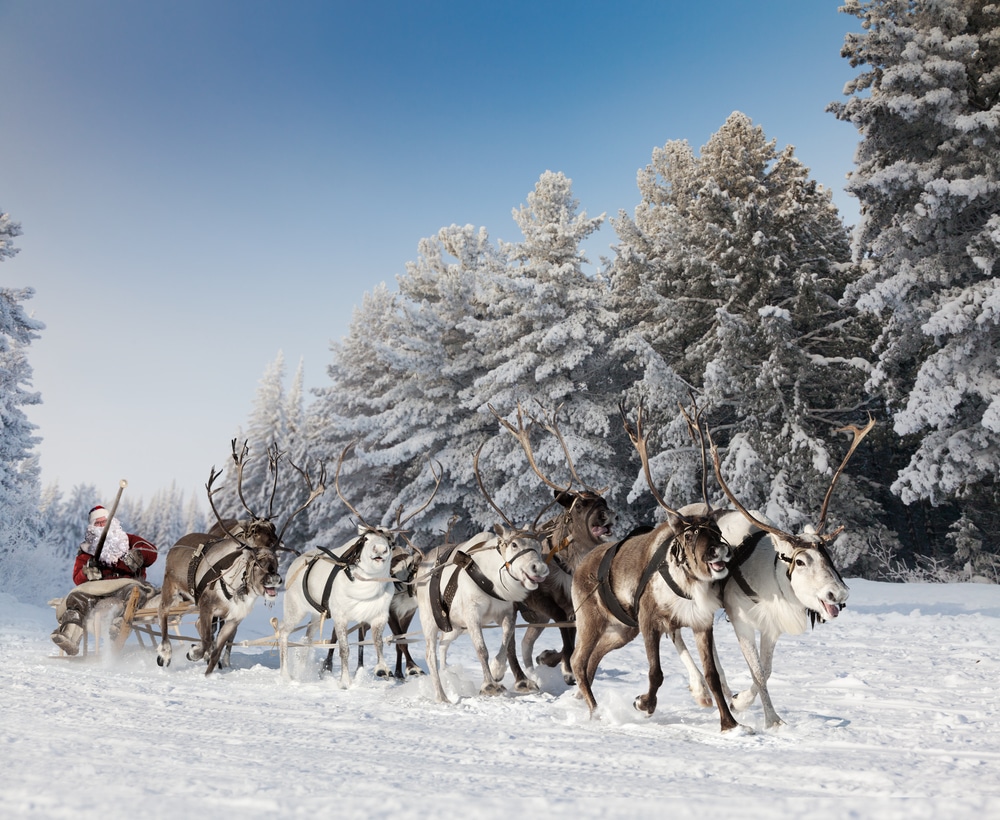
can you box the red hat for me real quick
[88,505,107,526]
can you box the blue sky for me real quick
[1,0,862,514]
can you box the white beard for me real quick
[81,519,130,565]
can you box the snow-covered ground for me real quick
[2,579,998,818]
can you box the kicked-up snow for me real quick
[1,579,998,818]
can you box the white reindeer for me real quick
[415,525,549,703]
[671,419,873,728]
[277,444,439,686]
[278,525,396,686]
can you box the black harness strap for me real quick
[430,545,461,631]
[596,526,654,629]
[430,542,506,632]
[302,542,362,617]
[633,536,692,617]
[722,530,769,602]
[194,546,246,602]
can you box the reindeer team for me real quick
[128,400,873,732]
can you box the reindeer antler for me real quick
[394,458,443,530]
[275,453,327,545]
[206,464,248,546]
[265,442,284,520]
[529,401,608,495]
[489,403,571,496]
[619,399,683,518]
[473,439,522,533]
[230,439,257,519]
[817,415,876,534]
[334,441,373,529]
[678,396,710,509]
[709,437,788,541]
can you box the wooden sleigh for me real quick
[48,587,201,659]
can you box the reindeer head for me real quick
[250,547,282,602]
[491,402,616,570]
[207,439,326,557]
[493,523,549,592]
[621,400,733,582]
[334,441,440,573]
[711,417,874,622]
[665,507,730,583]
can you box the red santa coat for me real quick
[72,534,158,586]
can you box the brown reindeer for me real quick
[157,440,324,674]
[570,401,740,731]
[491,403,615,686]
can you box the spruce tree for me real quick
[831,0,1000,573]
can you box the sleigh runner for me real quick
[48,589,201,658]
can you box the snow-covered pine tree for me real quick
[609,115,879,558]
[458,171,628,530]
[831,0,1000,573]
[307,284,410,547]
[310,227,504,550]
[0,212,51,602]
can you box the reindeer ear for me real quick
[554,489,573,508]
[493,522,504,538]
[356,523,367,536]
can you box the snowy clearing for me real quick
[2,580,999,818]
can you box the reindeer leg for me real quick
[695,624,740,732]
[423,625,450,703]
[557,624,577,685]
[322,621,336,673]
[335,621,353,688]
[731,621,764,713]
[205,618,239,675]
[571,619,625,715]
[212,618,232,669]
[755,631,784,728]
[500,610,538,694]
[155,585,174,668]
[188,608,213,662]
[370,620,390,679]
[635,624,664,715]
[669,628,713,708]
[356,624,366,671]
[502,608,538,693]
[521,623,542,672]
[390,609,423,678]
[468,616,504,697]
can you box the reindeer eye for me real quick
[795,557,806,567]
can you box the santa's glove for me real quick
[83,560,102,581]
[122,549,145,574]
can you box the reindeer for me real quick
[156,440,324,675]
[277,446,439,686]
[570,401,740,731]
[414,444,550,703]
[491,403,615,686]
[679,417,874,728]
[321,543,425,679]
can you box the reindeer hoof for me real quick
[375,668,390,679]
[406,666,425,677]
[156,655,169,668]
[514,678,539,694]
[480,682,507,697]
[537,649,563,668]
[633,694,656,715]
